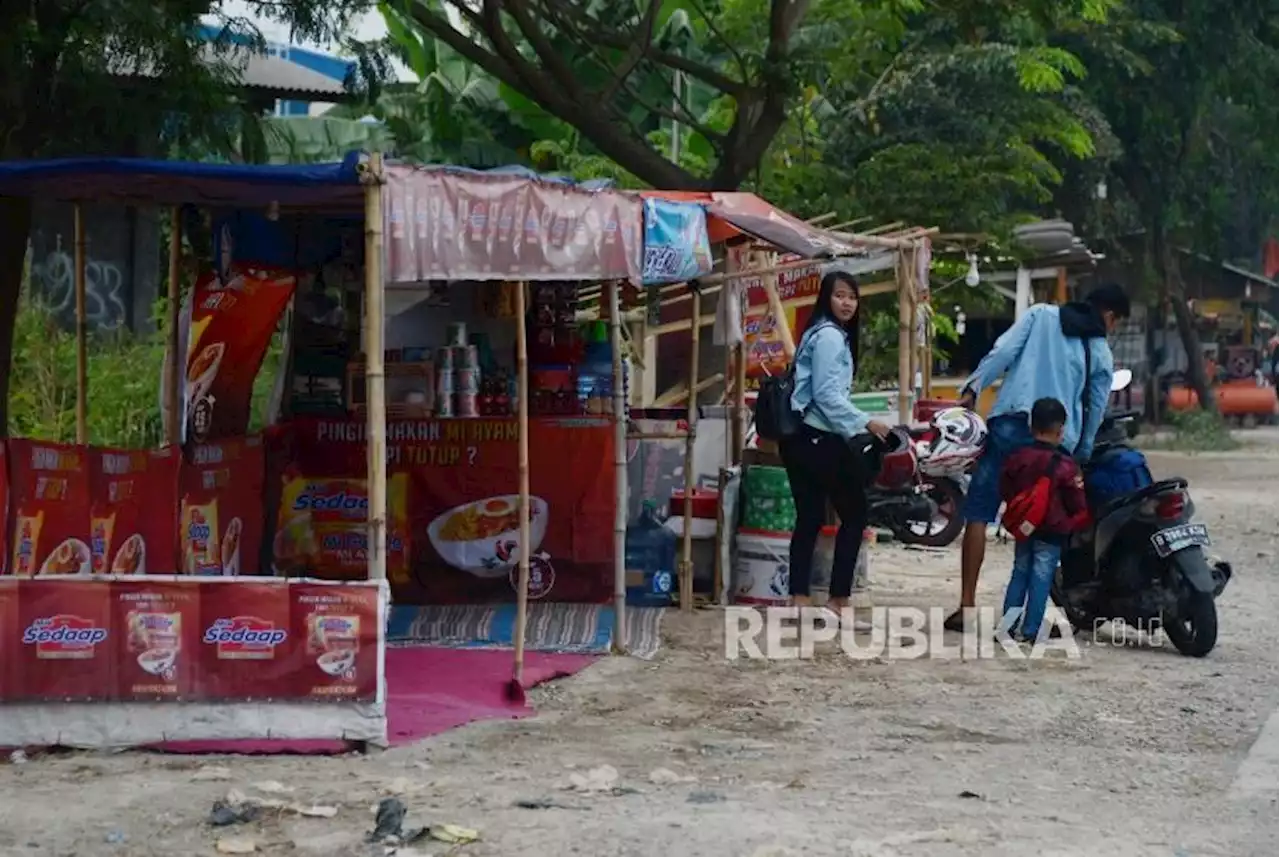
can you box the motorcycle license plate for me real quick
[1150,523,1210,558]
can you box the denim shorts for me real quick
[963,414,1033,524]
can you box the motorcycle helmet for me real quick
[928,407,988,466]
[872,427,919,489]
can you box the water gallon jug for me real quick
[577,334,615,415]
[625,501,677,607]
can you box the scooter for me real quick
[1051,370,1233,657]
[859,427,968,548]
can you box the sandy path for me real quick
[1,434,1275,857]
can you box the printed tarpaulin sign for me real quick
[382,166,644,284]
[642,199,713,285]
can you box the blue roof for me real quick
[0,155,620,210]
[0,154,366,209]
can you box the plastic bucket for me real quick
[733,529,791,605]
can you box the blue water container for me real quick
[625,501,677,607]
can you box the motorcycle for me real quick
[1051,369,1233,657]
[860,424,973,548]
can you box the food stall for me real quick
[0,154,693,748]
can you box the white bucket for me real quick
[733,529,791,605]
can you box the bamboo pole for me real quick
[906,246,919,407]
[897,252,912,426]
[166,207,182,447]
[362,152,388,583]
[678,286,701,611]
[648,279,901,337]
[652,373,723,407]
[733,341,746,463]
[757,251,796,362]
[513,280,531,683]
[607,280,628,653]
[73,203,88,444]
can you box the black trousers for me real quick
[778,425,869,599]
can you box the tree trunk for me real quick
[0,196,32,437]
[1153,231,1217,415]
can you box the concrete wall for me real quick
[27,199,161,334]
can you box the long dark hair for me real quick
[800,270,861,366]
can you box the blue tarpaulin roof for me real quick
[0,155,626,211]
[0,154,367,209]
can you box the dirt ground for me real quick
[2,433,1277,857]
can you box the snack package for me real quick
[7,441,91,577]
[179,437,264,575]
[177,264,296,444]
[272,473,410,581]
[89,447,181,575]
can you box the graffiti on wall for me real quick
[29,233,128,330]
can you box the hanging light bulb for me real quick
[964,253,980,288]
[954,306,966,336]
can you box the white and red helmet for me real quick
[928,407,988,466]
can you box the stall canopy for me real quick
[382,164,646,284]
[0,154,367,209]
[637,190,860,259]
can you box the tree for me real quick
[395,0,824,190]
[1067,0,1278,412]
[0,0,374,433]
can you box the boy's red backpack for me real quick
[1001,453,1060,542]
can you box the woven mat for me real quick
[387,603,665,659]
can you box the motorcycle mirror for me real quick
[1111,369,1133,392]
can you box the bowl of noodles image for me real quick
[39,539,91,575]
[427,495,548,578]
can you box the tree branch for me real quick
[599,0,662,104]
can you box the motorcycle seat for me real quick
[1094,477,1188,518]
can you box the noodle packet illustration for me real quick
[13,513,44,576]
[181,501,220,574]
[90,514,116,575]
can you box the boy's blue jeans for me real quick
[1001,540,1062,640]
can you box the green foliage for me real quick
[8,286,282,449]
[1145,410,1240,453]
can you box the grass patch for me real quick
[1142,409,1241,452]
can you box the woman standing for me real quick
[780,272,890,621]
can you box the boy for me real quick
[997,398,1091,642]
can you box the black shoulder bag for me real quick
[753,362,804,442]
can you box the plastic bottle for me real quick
[624,500,676,607]
[577,322,615,415]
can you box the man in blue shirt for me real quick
[945,284,1130,632]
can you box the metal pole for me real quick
[679,286,700,610]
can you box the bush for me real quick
[8,286,282,449]
[1159,409,1240,452]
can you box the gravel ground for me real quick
[1,433,1276,857]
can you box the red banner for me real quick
[179,437,265,576]
[180,265,295,444]
[382,166,643,284]
[0,577,381,703]
[265,417,615,604]
[737,251,822,388]
[90,447,181,575]
[7,440,91,576]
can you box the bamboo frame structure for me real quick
[512,280,532,684]
[73,203,88,444]
[165,207,183,446]
[607,280,628,652]
[896,252,913,426]
[678,286,701,611]
[360,152,388,583]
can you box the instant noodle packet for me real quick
[273,474,409,580]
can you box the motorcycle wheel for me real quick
[893,477,965,548]
[1161,593,1218,657]
[1050,569,1094,631]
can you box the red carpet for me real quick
[151,648,599,755]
